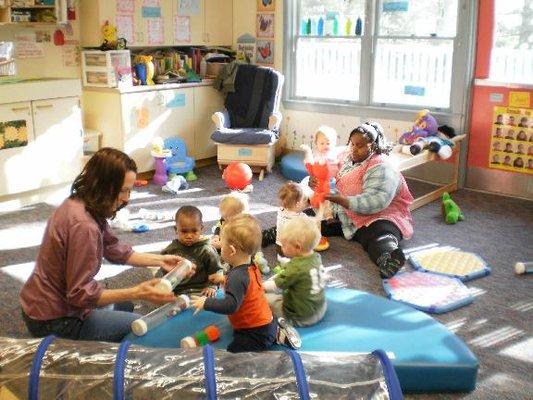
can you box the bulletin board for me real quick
[489,106,532,174]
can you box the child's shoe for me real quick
[276,317,301,349]
[377,248,406,279]
[314,236,329,252]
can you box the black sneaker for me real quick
[377,248,406,279]
[276,317,301,349]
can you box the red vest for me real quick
[335,154,414,239]
[228,264,272,329]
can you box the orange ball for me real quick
[204,325,220,342]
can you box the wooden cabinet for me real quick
[80,0,232,47]
[82,84,224,173]
[204,0,232,46]
[0,97,83,196]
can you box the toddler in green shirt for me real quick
[264,216,327,327]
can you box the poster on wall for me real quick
[256,39,274,65]
[489,106,532,174]
[257,0,275,12]
[0,120,28,151]
[175,16,191,42]
[256,13,274,38]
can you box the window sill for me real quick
[282,98,463,123]
[474,79,533,90]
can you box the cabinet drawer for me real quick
[217,143,275,166]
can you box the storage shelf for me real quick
[11,5,55,9]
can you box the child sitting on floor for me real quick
[191,214,301,352]
[158,206,222,297]
[210,192,247,250]
[273,182,307,258]
[300,125,340,250]
[264,216,327,327]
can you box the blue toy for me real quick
[132,224,150,233]
[164,137,196,181]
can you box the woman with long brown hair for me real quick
[20,148,193,342]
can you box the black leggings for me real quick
[320,217,403,266]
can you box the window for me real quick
[490,0,533,84]
[285,0,474,114]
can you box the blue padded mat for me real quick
[126,288,478,393]
[279,150,308,182]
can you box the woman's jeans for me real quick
[22,302,140,343]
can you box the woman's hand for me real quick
[158,254,183,272]
[191,295,206,315]
[134,278,176,304]
[159,255,196,279]
[326,194,350,209]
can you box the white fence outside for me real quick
[490,48,533,85]
[295,37,454,108]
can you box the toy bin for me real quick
[81,50,132,88]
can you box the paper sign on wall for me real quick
[166,93,186,108]
[257,0,275,12]
[509,92,530,108]
[0,120,28,151]
[178,0,200,15]
[175,16,191,42]
[137,107,150,129]
[116,14,135,44]
[256,39,274,65]
[147,18,164,45]
[256,13,274,38]
[489,106,532,174]
[62,39,80,67]
[142,7,161,18]
[14,33,44,59]
[117,0,135,14]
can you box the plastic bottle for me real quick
[199,57,207,78]
[300,18,307,35]
[355,17,363,36]
[306,18,312,35]
[332,15,339,35]
[317,17,324,36]
[155,259,193,292]
[131,295,190,336]
[345,18,352,36]
[515,261,533,275]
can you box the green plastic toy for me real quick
[253,251,270,274]
[442,192,464,224]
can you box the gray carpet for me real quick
[1,164,532,400]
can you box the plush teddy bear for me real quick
[406,125,456,160]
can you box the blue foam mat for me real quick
[126,288,478,393]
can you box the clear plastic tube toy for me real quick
[131,294,190,336]
[155,259,193,292]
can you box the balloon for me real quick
[222,162,253,190]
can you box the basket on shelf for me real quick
[0,59,16,77]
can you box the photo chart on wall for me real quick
[489,106,532,174]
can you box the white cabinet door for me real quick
[173,0,205,45]
[0,101,35,196]
[193,86,224,160]
[204,0,233,46]
[32,97,84,187]
[121,88,195,172]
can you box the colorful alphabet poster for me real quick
[0,120,28,151]
[489,106,532,174]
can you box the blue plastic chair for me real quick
[164,137,195,176]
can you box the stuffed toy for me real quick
[305,162,330,209]
[253,251,270,274]
[399,109,438,145]
[100,21,118,50]
[407,125,456,159]
[442,192,464,224]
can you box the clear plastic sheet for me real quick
[0,337,396,399]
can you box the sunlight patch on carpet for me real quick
[0,222,47,251]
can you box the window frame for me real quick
[283,0,478,122]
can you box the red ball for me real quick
[222,162,252,190]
